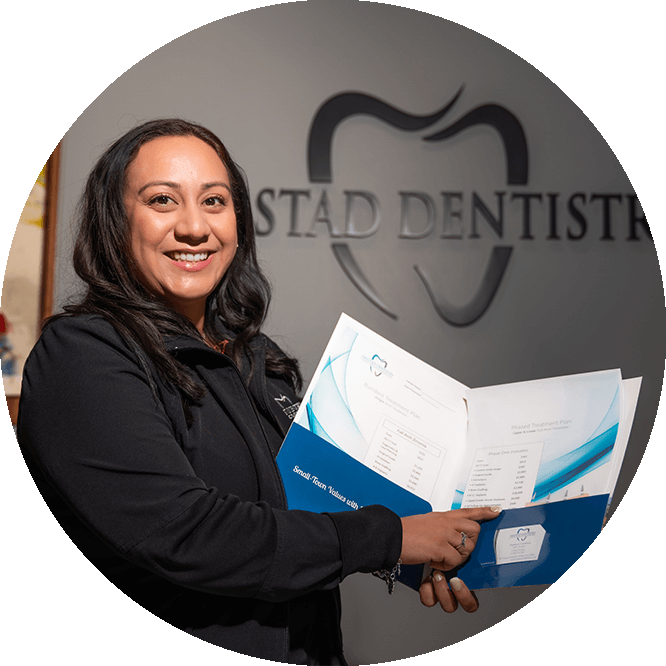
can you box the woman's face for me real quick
[123,135,238,326]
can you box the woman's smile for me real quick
[165,250,216,270]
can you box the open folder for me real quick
[276,314,641,589]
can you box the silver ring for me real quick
[455,532,468,550]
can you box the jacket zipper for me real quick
[172,342,290,510]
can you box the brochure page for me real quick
[455,369,623,509]
[293,314,468,510]
[277,313,642,589]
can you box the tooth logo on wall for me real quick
[307,88,523,325]
[256,89,648,325]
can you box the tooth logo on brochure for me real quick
[255,89,649,325]
[494,524,546,565]
[370,354,387,377]
[360,352,393,379]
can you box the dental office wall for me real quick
[3,2,664,665]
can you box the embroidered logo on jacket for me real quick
[274,394,300,420]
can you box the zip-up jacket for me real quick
[17,315,403,663]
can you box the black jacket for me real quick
[17,315,402,663]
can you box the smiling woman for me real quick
[16,118,499,664]
[57,118,296,402]
[123,135,239,331]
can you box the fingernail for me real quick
[432,570,444,583]
[450,577,462,591]
[491,506,502,512]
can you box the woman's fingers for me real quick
[420,572,479,613]
[418,577,438,607]
[448,577,479,612]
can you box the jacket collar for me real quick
[161,323,289,448]
[162,317,235,355]
[163,333,217,355]
[163,323,269,399]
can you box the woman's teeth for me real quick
[169,252,209,262]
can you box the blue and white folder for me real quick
[276,314,641,589]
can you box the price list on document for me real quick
[365,417,447,502]
[461,442,544,509]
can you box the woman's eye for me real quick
[149,194,174,206]
[204,196,226,207]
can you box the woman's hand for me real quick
[400,506,500,613]
[400,506,501,570]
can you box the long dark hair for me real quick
[51,118,301,402]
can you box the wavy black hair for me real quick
[50,118,301,403]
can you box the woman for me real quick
[17,119,499,664]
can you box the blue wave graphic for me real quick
[304,330,370,459]
[531,424,618,501]
[306,402,336,447]
[454,406,619,508]
[587,385,620,442]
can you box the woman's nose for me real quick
[173,206,210,243]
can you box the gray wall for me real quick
[4,2,664,665]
